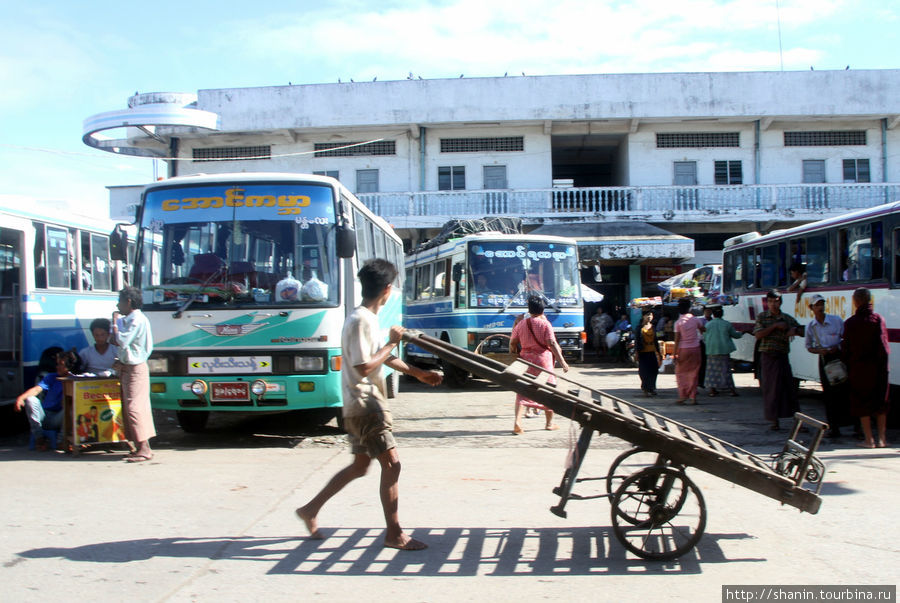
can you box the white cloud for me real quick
[220,0,852,81]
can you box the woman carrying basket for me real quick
[509,295,570,434]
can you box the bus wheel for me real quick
[176,410,210,433]
[386,369,400,398]
[443,360,469,388]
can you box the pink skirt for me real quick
[675,347,701,399]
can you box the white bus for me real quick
[0,205,127,432]
[721,201,900,388]
[129,173,403,432]
[404,232,584,386]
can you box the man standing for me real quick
[297,259,442,551]
[112,286,156,462]
[804,294,847,439]
[753,290,800,431]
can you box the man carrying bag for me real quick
[804,294,849,439]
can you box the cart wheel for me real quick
[606,447,674,496]
[610,467,706,561]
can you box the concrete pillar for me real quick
[628,264,642,328]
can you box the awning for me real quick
[529,222,694,263]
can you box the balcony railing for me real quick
[359,183,900,226]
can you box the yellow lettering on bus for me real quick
[225,187,245,207]
[247,195,276,207]
[162,199,180,211]
[290,195,311,207]
[182,197,200,209]
[277,207,303,215]
[197,196,224,208]
[278,196,297,207]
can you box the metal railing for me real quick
[359,183,900,224]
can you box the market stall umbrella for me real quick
[582,287,604,302]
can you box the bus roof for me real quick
[143,172,338,190]
[406,232,579,263]
[725,201,900,252]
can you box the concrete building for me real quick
[84,70,900,307]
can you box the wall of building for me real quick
[627,122,758,186]
[422,125,550,190]
[759,119,889,184]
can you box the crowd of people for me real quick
[586,287,890,446]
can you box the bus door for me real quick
[0,227,23,400]
[452,254,466,309]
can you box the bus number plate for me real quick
[210,382,250,402]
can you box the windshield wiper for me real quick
[173,264,227,318]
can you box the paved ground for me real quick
[1,363,898,602]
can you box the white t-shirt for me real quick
[78,344,119,374]
[341,306,387,418]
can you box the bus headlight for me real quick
[294,356,324,371]
[147,356,169,374]
[190,380,208,396]
[250,380,267,396]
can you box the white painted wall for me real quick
[422,125,550,190]
[627,123,757,186]
[760,120,886,184]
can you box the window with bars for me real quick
[438,166,466,190]
[656,132,739,148]
[842,159,870,183]
[714,160,743,185]
[440,137,524,153]
[313,141,395,157]
[784,131,866,146]
[192,146,271,162]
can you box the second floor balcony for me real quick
[360,182,900,228]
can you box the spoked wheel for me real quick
[606,448,674,496]
[610,467,707,560]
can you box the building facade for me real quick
[85,70,900,307]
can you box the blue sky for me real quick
[1,0,896,218]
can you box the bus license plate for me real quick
[210,382,250,402]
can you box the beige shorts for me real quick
[344,409,396,458]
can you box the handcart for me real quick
[402,331,827,560]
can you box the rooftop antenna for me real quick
[776,0,784,71]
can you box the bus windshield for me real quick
[137,182,339,308]
[468,240,579,308]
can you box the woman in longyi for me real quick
[508,295,569,435]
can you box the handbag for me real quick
[811,326,847,386]
[823,358,848,386]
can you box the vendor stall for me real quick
[60,377,129,455]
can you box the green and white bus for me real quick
[129,173,403,432]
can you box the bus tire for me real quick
[176,410,210,433]
[386,369,399,398]
[443,360,469,388]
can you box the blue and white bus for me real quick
[0,204,126,431]
[403,233,584,386]
[129,173,403,432]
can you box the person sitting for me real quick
[79,318,118,376]
[787,262,807,298]
[14,350,80,451]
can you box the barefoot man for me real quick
[297,259,442,550]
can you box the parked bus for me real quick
[721,201,900,387]
[128,173,403,432]
[0,205,127,432]
[404,232,584,386]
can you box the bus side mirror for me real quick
[452,263,462,282]
[109,225,128,262]
[336,224,357,258]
